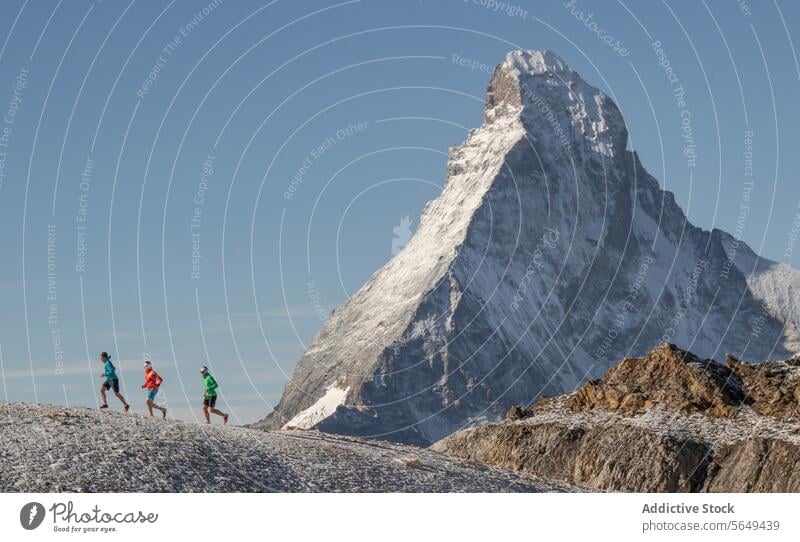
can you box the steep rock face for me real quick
[433,346,800,492]
[433,414,800,492]
[706,438,800,492]
[256,50,800,445]
[432,418,712,492]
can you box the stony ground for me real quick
[0,402,570,493]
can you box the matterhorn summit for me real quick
[255,50,800,445]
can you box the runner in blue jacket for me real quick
[98,352,130,412]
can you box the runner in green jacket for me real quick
[200,366,229,425]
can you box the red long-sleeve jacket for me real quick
[143,368,163,390]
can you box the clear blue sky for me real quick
[0,0,798,423]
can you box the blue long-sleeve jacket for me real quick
[103,360,117,381]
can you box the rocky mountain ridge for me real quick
[433,344,800,492]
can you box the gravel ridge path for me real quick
[0,402,570,492]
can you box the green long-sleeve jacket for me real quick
[202,373,218,397]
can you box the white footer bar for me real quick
[2,493,797,541]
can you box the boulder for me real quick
[506,405,529,421]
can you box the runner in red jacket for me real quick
[141,361,167,418]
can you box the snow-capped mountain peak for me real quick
[255,50,800,446]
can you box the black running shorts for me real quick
[102,379,120,393]
[203,395,217,408]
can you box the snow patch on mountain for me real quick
[283,386,350,430]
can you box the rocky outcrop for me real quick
[433,345,800,492]
[568,344,745,417]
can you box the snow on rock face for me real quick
[488,50,627,158]
[254,50,800,446]
[282,386,349,430]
